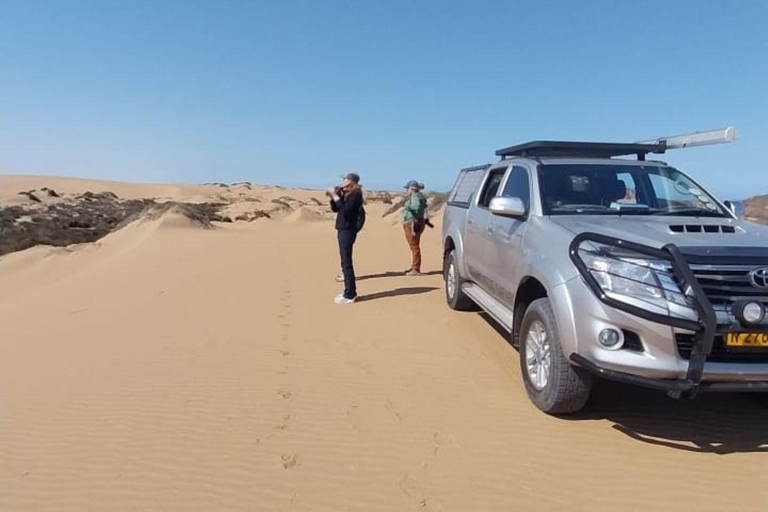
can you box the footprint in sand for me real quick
[400,475,433,511]
[275,414,291,431]
[432,433,443,458]
[385,399,402,425]
[399,474,427,499]
[277,389,292,399]
[281,454,299,469]
[280,350,290,357]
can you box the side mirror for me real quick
[489,196,526,218]
[724,200,746,218]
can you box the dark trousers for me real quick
[337,229,357,299]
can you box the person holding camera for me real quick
[401,180,428,276]
[327,172,364,304]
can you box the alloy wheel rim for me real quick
[447,262,456,299]
[525,320,552,391]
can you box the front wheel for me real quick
[519,298,592,414]
[444,250,474,311]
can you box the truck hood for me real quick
[550,215,768,262]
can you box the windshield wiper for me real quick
[550,205,608,212]
[655,208,726,217]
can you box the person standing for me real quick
[327,172,364,304]
[401,180,428,276]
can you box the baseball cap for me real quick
[404,180,423,189]
[341,172,360,183]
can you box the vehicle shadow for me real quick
[476,313,768,454]
[357,286,439,302]
[478,312,513,341]
[573,382,768,454]
[357,270,442,281]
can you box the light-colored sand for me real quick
[1,176,767,512]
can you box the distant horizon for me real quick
[2,170,765,201]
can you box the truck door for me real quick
[486,165,532,308]
[464,166,508,285]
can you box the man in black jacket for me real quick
[327,172,364,304]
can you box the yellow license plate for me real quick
[725,332,768,347]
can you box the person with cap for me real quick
[401,180,428,276]
[327,172,364,304]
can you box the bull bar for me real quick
[568,233,768,398]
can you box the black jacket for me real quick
[330,188,363,231]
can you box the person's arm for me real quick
[328,187,342,212]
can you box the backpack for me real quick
[356,206,366,232]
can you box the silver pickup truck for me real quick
[442,131,768,414]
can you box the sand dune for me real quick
[1,176,767,512]
[285,206,328,223]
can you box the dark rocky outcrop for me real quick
[18,191,42,203]
[235,210,271,222]
[271,199,292,209]
[0,192,246,255]
[366,191,394,205]
[1,195,155,255]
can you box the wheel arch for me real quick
[442,231,466,277]
[512,276,548,346]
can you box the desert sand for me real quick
[1,175,767,512]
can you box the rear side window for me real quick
[448,168,487,207]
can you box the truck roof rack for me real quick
[495,141,667,161]
[495,127,738,162]
[460,163,491,172]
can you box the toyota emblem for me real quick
[749,267,768,289]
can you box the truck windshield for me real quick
[538,164,728,217]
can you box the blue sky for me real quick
[1,0,766,198]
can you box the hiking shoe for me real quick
[335,274,344,283]
[334,295,357,305]
[405,270,421,276]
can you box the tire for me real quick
[444,250,474,311]
[519,298,593,414]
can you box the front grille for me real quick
[688,264,768,307]
[676,334,768,362]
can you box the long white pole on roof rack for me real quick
[636,126,738,150]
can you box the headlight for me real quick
[579,247,697,321]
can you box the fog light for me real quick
[599,328,623,349]
[739,301,765,325]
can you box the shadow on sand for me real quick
[574,383,768,454]
[357,270,442,281]
[475,313,768,454]
[357,286,439,302]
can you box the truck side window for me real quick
[449,168,486,206]
[501,166,530,210]
[478,169,506,208]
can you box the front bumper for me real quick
[561,233,768,397]
[571,354,768,395]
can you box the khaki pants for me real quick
[403,220,425,272]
